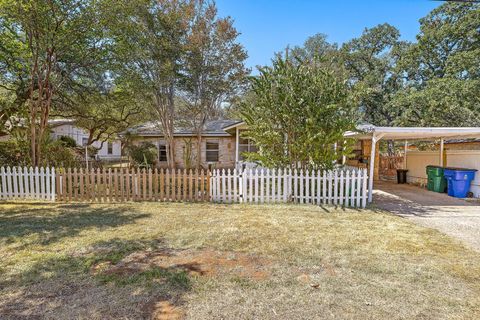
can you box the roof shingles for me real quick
[126,119,241,137]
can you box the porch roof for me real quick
[345,124,480,141]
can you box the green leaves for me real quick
[240,55,356,170]
[392,1,480,127]
[340,23,403,127]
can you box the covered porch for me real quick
[223,121,259,169]
[345,125,480,204]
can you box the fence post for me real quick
[12,167,18,199]
[233,169,238,203]
[51,167,56,201]
[339,170,344,206]
[0,167,4,200]
[207,170,211,202]
[243,168,247,202]
[345,170,350,207]
[226,169,231,203]
[362,169,368,208]
[355,170,361,208]
[305,169,310,204]
[18,166,24,198]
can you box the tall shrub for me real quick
[240,56,357,170]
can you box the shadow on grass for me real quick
[0,238,191,319]
[0,204,150,247]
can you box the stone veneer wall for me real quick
[132,136,236,169]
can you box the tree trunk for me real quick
[166,134,176,169]
[196,131,203,170]
[387,140,395,156]
[154,90,176,170]
[29,108,37,166]
[195,114,207,171]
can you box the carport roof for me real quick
[345,124,480,141]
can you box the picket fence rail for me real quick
[0,166,56,201]
[211,168,368,208]
[0,166,369,208]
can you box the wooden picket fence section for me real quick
[55,168,210,202]
[1,166,369,208]
[211,168,368,208]
[0,166,56,201]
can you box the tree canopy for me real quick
[0,0,248,167]
[0,0,479,168]
[393,2,480,126]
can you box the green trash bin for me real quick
[426,165,446,193]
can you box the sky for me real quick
[215,0,441,71]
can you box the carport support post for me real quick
[440,138,444,167]
[368,133,384,203]
[368,135,377,203]
[404,141,408,170]
[235,127,239,164]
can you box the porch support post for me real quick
[235,127,239,164]
[403,140,408,170]
[439,138,444,167]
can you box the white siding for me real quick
[51,124,121,160]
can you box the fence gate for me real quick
[210,168,368,208]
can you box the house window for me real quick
[206,140,219,162]
[107,142,113,155]
[238,137,258,160]
[82,137,88,146]
[159,143,167,162]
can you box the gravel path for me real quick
[374,181,480,252]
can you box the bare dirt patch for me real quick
[149,300,184,320]
[90,249,272,319]
[92,248,272,280]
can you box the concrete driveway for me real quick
[373,181,480,252]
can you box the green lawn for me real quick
[0,202,479,319]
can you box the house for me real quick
[0,117,122,161]
[125,120,257,169]
[49,119,122,161]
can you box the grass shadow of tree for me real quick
[0,204,151,248]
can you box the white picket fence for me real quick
[210,168,368,208]
[0,166,56,201]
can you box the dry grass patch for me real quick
[92,248,271,280]
[0,202,479,319]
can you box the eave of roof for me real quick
[132,133,232,138]
[222,121,246,131]
[345,125,480,141]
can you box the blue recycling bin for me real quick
[443,168,477,198]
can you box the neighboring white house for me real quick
[49,119,122,160]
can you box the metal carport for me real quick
[345,125,480,203]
